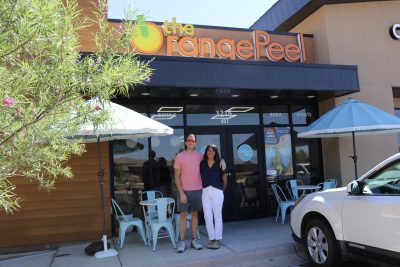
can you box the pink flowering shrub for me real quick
[3,96,14,108]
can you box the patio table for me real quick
[297,185,321,193]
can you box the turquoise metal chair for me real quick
[174,213,200,241]
[317,181,336,190]
[285,179,304,200]
[326,178,338,188]
[140,190,163,245]
[111,199,147,248]
[271,184,295,224]
[140,190,163,220]
[149,198,176,252]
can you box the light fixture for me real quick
[225,106,254,113]
[189,93,199,97]
[151,114,176,120]
[210,114,237,120]
[231,94,240,98]
[157,106,183,113]
[141,92,150,96]
[307,95,316,99]
[270,95,279,99]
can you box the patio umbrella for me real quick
[73,100,173,258]
[298,98,400,179]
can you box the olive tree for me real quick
[0,0,151,212]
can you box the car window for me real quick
[363,161,400,195]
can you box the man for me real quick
[174,133,203,253]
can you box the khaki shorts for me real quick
[177,189,203,212]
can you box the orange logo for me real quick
[131,15,164,54]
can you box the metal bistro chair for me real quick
[271,184,295,224]
[326,178,338,188]
[140,191,163,218]
[149,198,176,252]
[140,191,163,245]
[111,199,147,248]
[285,179,304,200]
[317,181,337,191]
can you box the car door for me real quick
[342,160,400,255]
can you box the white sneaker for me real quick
[191,238,202,250]
[176,240,186,253]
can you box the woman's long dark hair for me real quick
[203,144,220,161]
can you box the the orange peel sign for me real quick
[131,17,306,63]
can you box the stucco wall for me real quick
[292,1,400,185]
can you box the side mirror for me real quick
[346,180,363,195]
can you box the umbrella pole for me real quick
[350,131,358,180]
[94,136,118,258]
[97,136,106,237]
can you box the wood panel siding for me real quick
[0,142,111,249]
[76,0,99,52]
[77,0,119,53]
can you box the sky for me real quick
[108,0,278,28]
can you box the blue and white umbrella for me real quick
[298,98,400,179]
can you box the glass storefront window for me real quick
[264,127,293,182]
[187,105,259,126]
[262,105,289,125]
[292,127,322,185]
[149,105,184,126]
[150,129,185,198]
[291,105,317,125]
[112,138,149,216]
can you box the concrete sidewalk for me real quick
[1,217,308,267]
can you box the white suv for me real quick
[290,153,400,267]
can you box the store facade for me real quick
[109,15,359,223]
[1,0,368,249]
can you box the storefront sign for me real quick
[389,24,400,40]
[131,17,307,63]
[211,110,235,124]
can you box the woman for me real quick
[200,144,227,249]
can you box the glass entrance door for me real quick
[187,127,266,222]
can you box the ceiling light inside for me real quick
[231,94,240,98]
[189,93,199,97]
[210,114,237,120]
[141,92,150,96]
[151,114,176,120]
[157,106,183,113]
[270,95,279,99]
[307,95,316,99]
[225,107,254,113]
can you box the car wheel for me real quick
[304,219,339,267]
